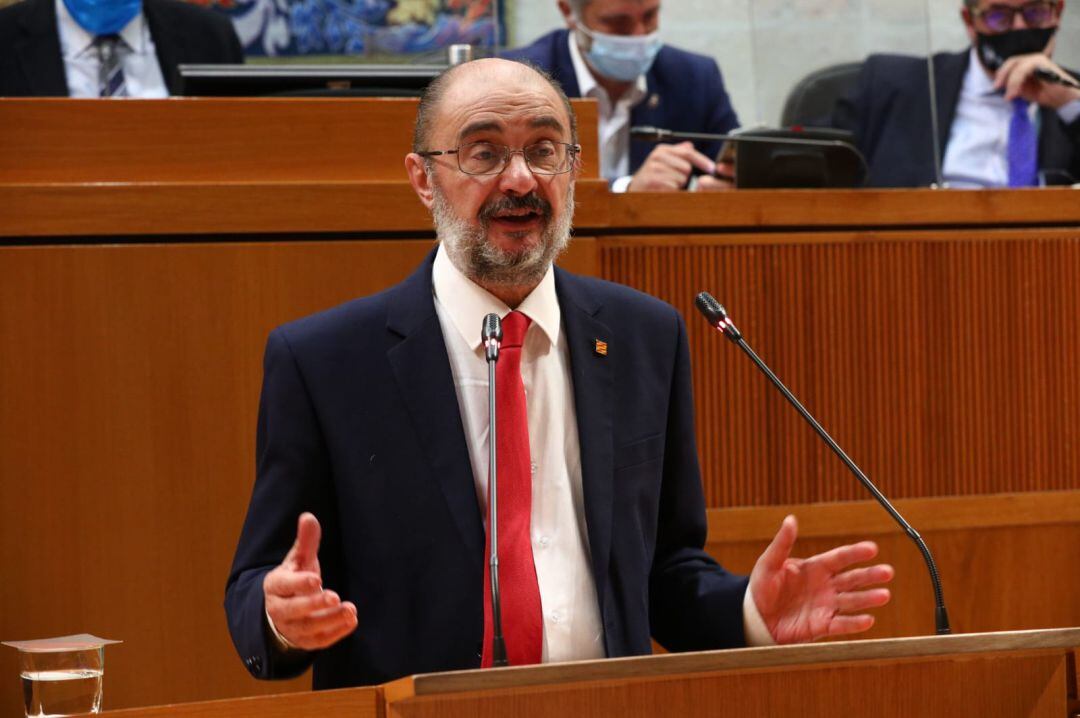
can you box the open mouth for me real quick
[491,210,543,225]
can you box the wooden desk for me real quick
[98,629,1080,718]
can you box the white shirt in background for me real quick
[55,0,168,98]
[567,31,648,192]
[943,47,1080,187]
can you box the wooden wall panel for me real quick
[0,238,596,718]
[704,492,1080,639]
[599,229,1080,507]
[0,179,612,238]
[0,99,601,183]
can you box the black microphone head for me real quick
[694,292,727,328]
[482,313,502,342]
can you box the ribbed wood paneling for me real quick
[600,230,1080,507]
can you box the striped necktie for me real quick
[94,35,127,98]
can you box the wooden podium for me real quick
[100,628,1080,718]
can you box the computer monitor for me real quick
[177,64,446,97]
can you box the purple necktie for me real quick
[1007,98,1038,188]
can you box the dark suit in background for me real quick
[833,51,1080,187]
[225,251,748,688]
[0,0,243,96]
[502,29,739,174]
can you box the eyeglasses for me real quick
[417,141,581,176]
[971,1,1059,32]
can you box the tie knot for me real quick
[500,311,531,348]
[1012,97,1030,113]
[94,33,122,48]
[94,34,124,60]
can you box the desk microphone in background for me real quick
[482,313,509,666]
[630,126,869,189]
[1034,67,1080,90]
[693,292,951,635]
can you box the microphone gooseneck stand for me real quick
[482,313,509,666]
[694,292,951,635]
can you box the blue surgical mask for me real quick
[575,21,662,83]
[62,0,141,36]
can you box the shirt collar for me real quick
[432,244,561,352]
[55,0,148,59]
[567,28,648,110]
[965,46,998,98]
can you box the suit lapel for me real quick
[552,29,581,98]
[1037,106,1076,183]
[555,269,615,612]
[386,253,484,563]
[933,51,968,163]
[15,0,68,96]
[143,0,181,93]
[629,81,665,172]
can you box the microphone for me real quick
[630,125,865,153]
[481,313,509,667]
[694,292,951,635]
[631,126,869,189]
[1034,67,1080,90]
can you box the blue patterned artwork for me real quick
[190,0,503,59]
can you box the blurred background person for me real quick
[833,0,1079,187]
[503,0,738,192]
[0,0,243,97]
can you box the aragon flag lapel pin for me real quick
[594,339,608,356]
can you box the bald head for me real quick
[412,58,578,153]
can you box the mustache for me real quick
[478,193,552,222]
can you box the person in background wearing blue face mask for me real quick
[832,0,1080,187]
[0,0,242,97]
[502,0,740,192]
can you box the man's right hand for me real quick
[628,141,718,191]
[263,512,358,651]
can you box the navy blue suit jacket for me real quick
[0,0,243,97]
[833,50,1080,187]
[225,252,748,688]
[502,29,739,175]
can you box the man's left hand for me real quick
[995,54,1080,109]
[749,515,894,644]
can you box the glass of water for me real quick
[4,635,117,717]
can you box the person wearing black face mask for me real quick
[832,0,1080,188]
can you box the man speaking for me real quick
[225,58,893,688]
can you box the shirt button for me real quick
[551,611,563,624]
[530,461,537,475]
[538,535,550,548]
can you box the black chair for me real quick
[780,61,862,128]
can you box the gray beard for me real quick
[431,182,575,287]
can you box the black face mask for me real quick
[976,26,1056,72]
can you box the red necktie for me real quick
[481,310,542,667]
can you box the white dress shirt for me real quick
[943,48,1080,188]
[432,245,606,663]
[55,0,169,98]
[431,246,773,661]
[567,31,648,192]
